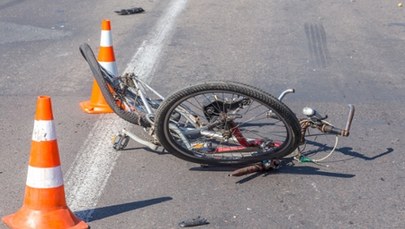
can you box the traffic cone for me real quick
[2,96,88,229]
[97,19,119,76]
[80,19,118,114]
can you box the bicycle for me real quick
[79,43,355,175]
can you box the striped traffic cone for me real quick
[97,19,119,76]
[80,19,118,114]
[2,96,88,229]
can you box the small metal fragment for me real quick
[179,216,209,227]
[115,7,144,15]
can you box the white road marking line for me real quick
[126,0,188,83]
[64,0,188,222]
[65,116,126,220]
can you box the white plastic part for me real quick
[303,107,315,116]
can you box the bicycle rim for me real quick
[155,81,301,165]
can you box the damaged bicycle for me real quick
[80,43,355,176]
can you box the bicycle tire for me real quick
[154,81,301,166]
[79,43,149,127]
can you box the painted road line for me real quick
[64,116,126,220]
[64,0,188,222]
[126,0,188,82]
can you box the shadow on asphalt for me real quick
[189,158,357,184]
[304,139,394,161]
[234,161,356,184]
[120,147,169,155]
[123,145,393,185]
[339,147,394,161]
[75,196,173,222]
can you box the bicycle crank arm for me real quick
[121,129,159,151]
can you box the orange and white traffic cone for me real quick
[2,96,88,229]
[97,19,119,76]
[80,19,118,114]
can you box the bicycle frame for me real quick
[121,74,165,115]
[117,76,354,158]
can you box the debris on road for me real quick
[115,7,145,15]
[179,216,209,227]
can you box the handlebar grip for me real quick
[343,104,355,137]
[322,104,355,136]
[322,125,343,136]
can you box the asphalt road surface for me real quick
[1,0,404,228]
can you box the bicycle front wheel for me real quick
[154,81,301,166]
[80,43,149,126]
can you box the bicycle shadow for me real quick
[304,140,394,161]
[338,147,394,161]
[234,159,356,184]
[190,157,356,184]
[190,165,236,173]
[74,196,172,222]
[234,146,395,184]
[120,146,169,155]
[234,145,395,184]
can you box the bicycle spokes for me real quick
[165,90,292,161]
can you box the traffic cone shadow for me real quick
[2,96,88,229]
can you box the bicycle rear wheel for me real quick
[154,81,301,166]
[79,43,149,127]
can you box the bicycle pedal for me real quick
[112,133,130,151]
[265,159,281,170]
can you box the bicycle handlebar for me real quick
[303,104,355,137]
[343,104,355,136]
[323,104,355,136]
